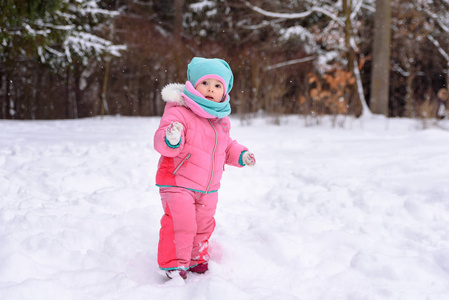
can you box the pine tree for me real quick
[0,0,124,119]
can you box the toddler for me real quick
[154,57,255,279]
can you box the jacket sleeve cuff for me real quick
[165,136,181,148]
[238,150,248,166]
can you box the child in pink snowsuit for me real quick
[154,57,256,279]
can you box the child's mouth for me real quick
[205,96,214,100]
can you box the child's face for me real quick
[195,78,224,103]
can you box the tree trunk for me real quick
[447,64,449,90]
[370,0,392,116]
[0,70,4,119]
[343,0,354,72]
[74,65,81,118]
[5,74,12,119]
[343,0,363,117]
[66,68,71,118]
[404,68,415,118]
[174,0,185,82]
[101,55,111,118]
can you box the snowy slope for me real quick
[1,116,449,300]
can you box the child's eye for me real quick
[201,81,208,85]
[215,84,222,89]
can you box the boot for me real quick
[166,269,187,279]
[189,262,208,274]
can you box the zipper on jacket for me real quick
[173,153,191,175]
[206,120,218,193]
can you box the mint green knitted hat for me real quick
[186,57,234,94]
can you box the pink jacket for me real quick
[154,83,248,193]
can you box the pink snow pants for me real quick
[158,187,218,270]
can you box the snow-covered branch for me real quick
[427,35,449,63]
[238,19,286,30]
[351,0,364,21]
[244,1,344,26]
[237,19,285,30]
[433,15,449,34]
[69,1,120,17]
[349,36,371,116]
[189,1,217,12]
[265,56,316,71]
[244,1,313,19]
[361,3,376,13]
[63,32,126,60]
[313,6,344,26]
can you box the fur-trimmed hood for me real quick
[161,83,186,106]
[160,82,232,119]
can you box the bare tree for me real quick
[174,0,186,82]
[423,0,449,90]
[242,0,373,117]
[370,0,392,116]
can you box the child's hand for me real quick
[166,122,183,145]
[242,152,256,167]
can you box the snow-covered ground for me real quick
[1,115,449,300]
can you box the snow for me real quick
[1,115,449,300]
[189,1,217,13]
[279,25,316,53]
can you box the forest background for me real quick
[1,0,449,121]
